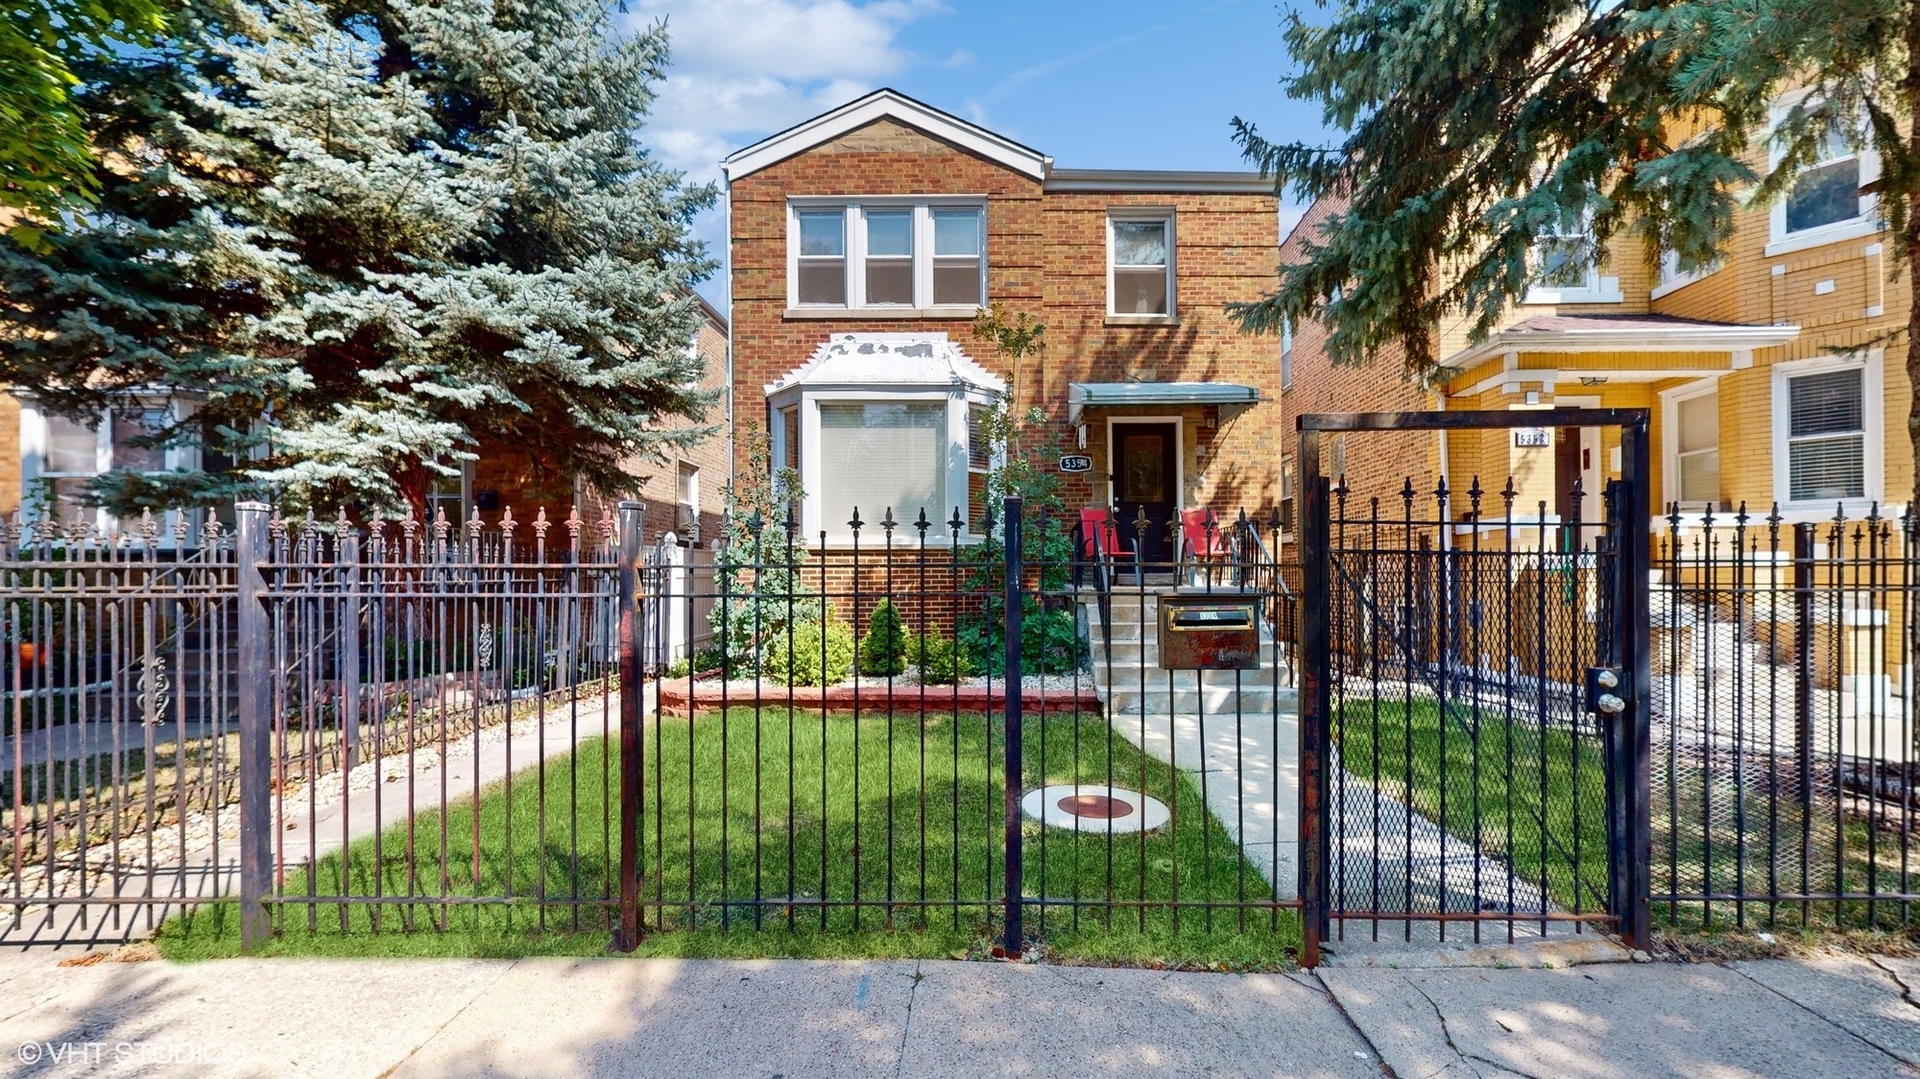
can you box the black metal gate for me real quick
[1296,410,1651,965]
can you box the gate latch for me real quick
[1585,667,1625,714]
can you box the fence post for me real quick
[235,501,273,952]
[1001,495,1024,956]
[1793,523,1816,802]
[1295,429,1327,968]
[341,529,361,770]
[616,500,644,950]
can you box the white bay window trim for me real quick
[786,197,986,313]
[767,333,1005,544]
[1770,350,1883,513]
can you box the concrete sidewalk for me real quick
[0,948,1915,1078]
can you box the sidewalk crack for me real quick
[1866,956,1920,1012]
[377,958,520,1079]
[1728,961,1916,1070]
[1309,972,1396,1077]
[1406,978,1535,1079]
[891,960,922,1079]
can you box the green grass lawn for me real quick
[1336,698,1612,915]
[158,709,1297,967]
[1337,697,1920,938]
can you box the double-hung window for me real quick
[788,200,985,311]
[21,399,187,531]
[1768,98,1881,254]
[1525,213,1621,303]
[1772,354,1881,508]
[1666,385,1720,507]
[1108,211,1174,317]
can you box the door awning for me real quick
[1066,382,1260,426]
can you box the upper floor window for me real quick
[788,200,985,311]
[1525,213,1621,304]
[1108,211,1175,318]
[1280,319,1294,389]
[1767,99,1881,255]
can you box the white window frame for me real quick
[1280,319,1294,389]
[1106,209,1177,321]
[769,387,997,544]
[1770,350,1883,513]
[1661,378,1724,510]
[785,197,986,313]
[18,395,200,539]
[1523,213,1622,305]
[1766,93,1883,257]
[1651,247,1721,301]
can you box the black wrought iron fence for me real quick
[1651,503,1920,931]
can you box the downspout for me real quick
[724,173,735,502]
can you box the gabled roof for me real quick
[722,88,1049,183]
[765,333,1006,399]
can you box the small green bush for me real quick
[906,629,973,685]
[762,620,856,687]
[664,644,727,680]
[858,599,910,677]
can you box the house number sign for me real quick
[1513,428,1551,448]
[1058,455,1093,473]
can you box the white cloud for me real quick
[632,0,939,182]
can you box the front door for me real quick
[1112,422,1176,566]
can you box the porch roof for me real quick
[1066,381,1260,426]
[1439,314,1800,371]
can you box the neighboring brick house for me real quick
[722,89,1282,575]
[5,296,730,545]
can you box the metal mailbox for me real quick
[1158,591,1260,670]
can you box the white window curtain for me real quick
[819,403,948,525]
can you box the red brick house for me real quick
[722,89,1283,562]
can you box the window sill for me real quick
[1764,218,1882,258]
[1104,314,1179,327]
[1522,278,1623,306]
[783,306,982,320]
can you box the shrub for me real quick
[906,629,973,685]
[858,599,910,677]
[762,620,856,687]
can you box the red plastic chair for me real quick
[1079,507,1139,585]
[1180,508,1231,583]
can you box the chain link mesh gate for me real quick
[1296,410,1651,966]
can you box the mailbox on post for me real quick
[1158,591,1261,670]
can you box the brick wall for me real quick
[728,117,1284,539]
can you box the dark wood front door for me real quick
[1112,422,1177,566]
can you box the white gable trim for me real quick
[723,89,1048,183]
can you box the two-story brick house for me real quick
[723,89,1282,571]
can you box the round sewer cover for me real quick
[1021,784,1170,834]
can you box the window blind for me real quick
[819,403,947,527]
[1787,368,1865,501]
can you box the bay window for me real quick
[767,333,1006,542]
[787,200,985,311]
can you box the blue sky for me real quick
[622,0,1332,306]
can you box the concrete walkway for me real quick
[1,947,1916,1077]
